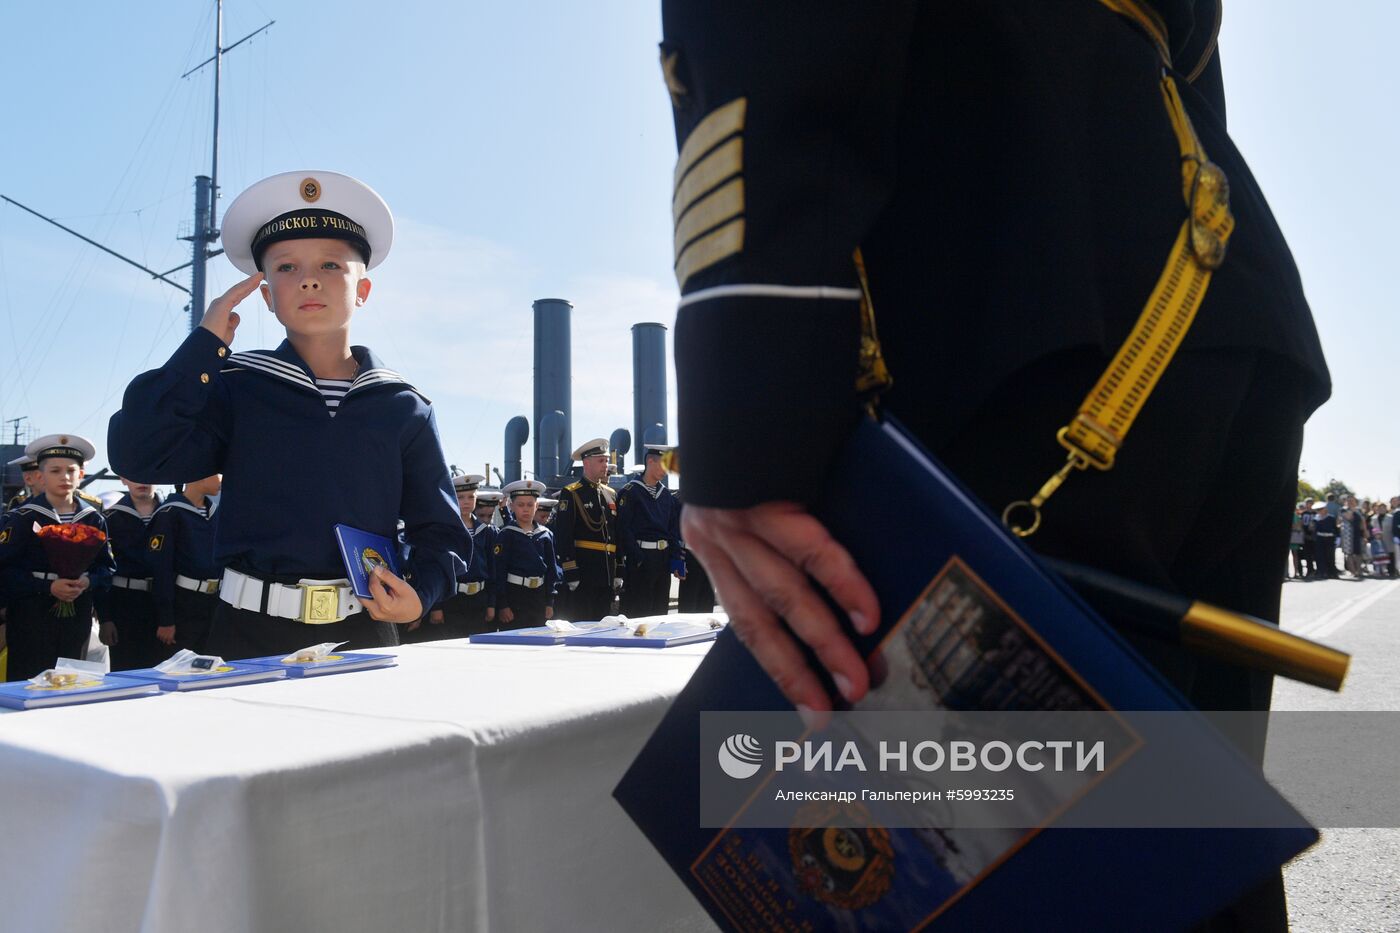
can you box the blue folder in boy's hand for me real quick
[334,524,402,600]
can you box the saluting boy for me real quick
[492,480,557,628]
[108,171,470,658]
[0,435,115,680]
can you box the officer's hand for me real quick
[156,625,176,646]
[499,607,515,624]
[545,606,554,620]
[406,617,422,632]
[360,565,424,624]
[682,502,879,714]
[485,607,496,622]
[99,621,118,646]
[200,273,263,346]
[429,609,445,625]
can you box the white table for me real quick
[0,638,718,932]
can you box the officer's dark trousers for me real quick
[622,551,671,618]
[172,588,220,655]
[500,583,549,628]
[7,592,93,681]
[898,346,1306,933]
[106,587,164,671]
[208,602,398,660]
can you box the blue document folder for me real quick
[563,621,719,648]
[470,622,626,646]
[333,524,402,600]
[0,676,161,710]
[108,661,288,691]
[614,415,1317,932]
[239,652,397,678]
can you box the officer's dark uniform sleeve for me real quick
[662,1,916,508]
[399,407,471,615]
[542,533,558,607]
[107,328,233,484]
[147,509,179,631]
[553,490,578,579]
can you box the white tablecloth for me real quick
[0,638,718,932]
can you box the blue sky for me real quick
[0,2,1395,497]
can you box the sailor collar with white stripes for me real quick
[503,523,547,538]
[17,497,99,525]
[627,478,665,500]
[221,340,429,402]
[106,492,161,524]
[154,492,215,520]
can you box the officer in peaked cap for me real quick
[617,445,684,618]
[551,438,619,621]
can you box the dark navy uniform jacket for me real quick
[147,491,221,629]
[492,524,558,607]
[552,480,617,580]
[0,494,115,598]
[661,0,1330,508]
[107,328,470,612]
[103,493,162,580]
[616,480,683,568]
[435,514,497,611]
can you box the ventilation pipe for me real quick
[503,416,530,484]
[533,298,572,482]
[631,322,668,466]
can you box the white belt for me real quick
[176,574,221,595]
[112,575,152,592]
[638,540,669,551]
[218,567,361,624]
[30,571,59,581]
[506,573,545,589]
[457,581,485,596]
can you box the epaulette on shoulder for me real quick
[564,481,583,491]
[78,490,102,504]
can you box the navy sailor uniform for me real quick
[147,491,222,655]
[617,479,683,618]
[0,495,115,680]
[492,524,557,628]
[107,328,471,657]
[95,492,165,670]
[415,513,498,641]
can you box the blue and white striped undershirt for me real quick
[314,377,352,417]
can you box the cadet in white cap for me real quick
[493,480,557,626]
[410,473,497,642]
[0,434,115,680]
[550,438,619,620]
[5,454,41,511]
[617,445,685,618]
[474,487,503,527]
[107,171,470,659]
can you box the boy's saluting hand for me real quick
[200,273,263,346]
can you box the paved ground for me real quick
[1274,576,1400,931]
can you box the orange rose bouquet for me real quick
[33,522,108,617]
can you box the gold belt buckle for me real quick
[657,540,668,551]
[300,585,343,624]
[203,580,221,595]
[525,577,542,590]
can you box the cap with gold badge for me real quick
[220,170,394,276]
[571,438,609,462]
[25,433,96,466]
[452,473,487,492]
[502,479,546,499]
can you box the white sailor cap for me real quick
[7,454,39,472]
[643,444,675,458]
[26,433,96,465]
[537,497,559,509]
[475,488,503,504]
[452,473,487,492]
[571,437,609,461]
[502,479,546,499]
[221,170,394,275]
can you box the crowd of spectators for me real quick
[1288,493,1398,580]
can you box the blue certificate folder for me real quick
[0,677,161,710]
[614,415,1317,932]
[333,524,402,600]
[239,652,397,678]
[563,622,719,648]
[107,661,288,691]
